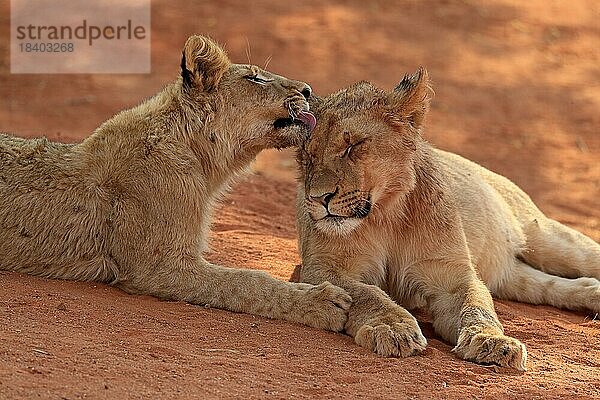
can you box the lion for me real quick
[0,35,352,332]
[295,68,600,370]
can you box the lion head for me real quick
[180,35,316,150]
[297,68,433,235]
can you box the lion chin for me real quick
[314,217,362,236]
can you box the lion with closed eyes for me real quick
[0,35,352,331]
[296,68,600,370]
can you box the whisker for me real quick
[287,104,298,119]
[363,198,381,211]
[264,55,273,70]
[245,37,252,65]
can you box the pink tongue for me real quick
[296,111,317,132]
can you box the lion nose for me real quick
[310,190,335,207]
[300,84,312,100]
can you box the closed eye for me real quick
[342,144,353,158]
[342,140,366,159]
[245,75,273,85]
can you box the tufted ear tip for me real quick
[387,67,433,130]
[181,35,231,92]
[394,67,431,97]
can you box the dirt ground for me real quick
[1,0,599,399]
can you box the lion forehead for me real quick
[319,82,385,117]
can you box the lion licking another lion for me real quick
[2,35,599,371]
[0,35,350,332]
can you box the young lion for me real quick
[0,35,351,331]
[296,68,600,370]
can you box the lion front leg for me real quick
[117,257,352,332]
[301,264,427,357]
[353,301,427,358]
[452,309,526,371]
[414,261,527,370]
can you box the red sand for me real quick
[1,1,599,398]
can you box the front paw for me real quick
[453,326,527,371]
[296,281,352,332]
[354,314,427,357]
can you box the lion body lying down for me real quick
[0,35,351,331]
[296,69,600,369]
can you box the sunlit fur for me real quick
[314,216,362,236]
[297,68,600,370]
[0,35,352,331]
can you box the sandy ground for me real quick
[1,0,599,398]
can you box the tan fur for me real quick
[296,68,600,370]
[0,35,352,331]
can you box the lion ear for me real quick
[181,35,231,92]
[386,67,433,130]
